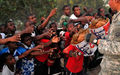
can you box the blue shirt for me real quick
[0,47,27,56]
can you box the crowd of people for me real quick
[0,0,120,75]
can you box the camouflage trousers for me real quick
[99,70,120,75]
[99,56,120,75]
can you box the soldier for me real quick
[94,0,120,75]
[59,5,71,29]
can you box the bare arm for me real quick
[38,8,57,30]
[17,25,34,35]
[0,34,20,45]
[18,45,43,59]
[71,16,88,23]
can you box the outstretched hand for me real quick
[52,35,60,43]
[33,44,44,50]
[9,34,21,42]
[49,8,57,17]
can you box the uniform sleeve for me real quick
[98,38,120,55]
[98,13,120,55]
[59,15,65,26]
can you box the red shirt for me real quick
[63,45,84,73]
[65,32,72,47]
[35,39,50,62]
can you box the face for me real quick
[67,23,74,31]
[23,36,32,47]
[64,7,71,16]
[100,8,105,14]
[109,0,117,11]
[7,22,16,32]
[25,21,34,28]
[74,7,81,17]
[29,15,37,24]
[6,55,16,65]
[0,26,5,33]
[50,24,57,32]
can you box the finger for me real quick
[34,49,41,51]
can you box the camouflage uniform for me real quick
[98,11,120,75]
[58,15,69,29]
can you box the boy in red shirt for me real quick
[63,45,84,75]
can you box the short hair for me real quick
[98,7,102,12]
[108,8,112,14]
[62,5,69,10]
[97,7,103,16]
[72,5,79,11]
[0,24,5,28]
[21,33,32,43]
[0,53,12,64]
[5,20,13,28]
[49,22,57,28]
[27,14,36,19]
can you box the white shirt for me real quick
[2,65,14,75]
[0,33,5,39]
[70,14,89,29]
[70,14,78,20]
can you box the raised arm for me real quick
[37,8,57,30]
[17,45,43,59]
[0,34,20,45]
[70,16,89,23]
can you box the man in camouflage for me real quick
[98,0,120,75]
[58,5,70,29]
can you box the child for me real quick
[0,24,6,50]
[0,53,16,75]
[20,33,35,75]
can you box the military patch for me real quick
[115,32,120,37]
[118,16,120,21]
[115,32,120,41]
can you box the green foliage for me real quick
[56,0,109,20]
[0,0,57,24]
[0,0,108,26]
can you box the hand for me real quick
[87,8,93,13]
[51,35,60,43]
[49,8,57,17]
[9,34,21,42]
[85,33,97,43]
[35,44,44,49]
[86,16,94,22]
[72,50,79,57]
[69,50,78,57]
[40,17,46,21]
[31,44,44,51]
[97,39,101,44]
[83,7,88,12]
[43,28,54,37]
